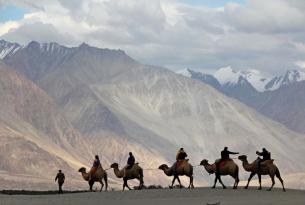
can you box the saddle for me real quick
[260,159,274,166]
[175,159,188,170]
[215,159,232,168]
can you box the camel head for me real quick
[78,167,86,173]
[238,155,247,161]
[158,164,169,170]
[200,159,208,166]
[110,163,119,169]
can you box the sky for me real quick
[1,0,305,75]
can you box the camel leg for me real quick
[275,170,285,192]
[176,176,182,188]
[125,178,132,190]
[123,178,127,191]
[99,180,104,192]
[212,174,218,189]
[258,174,262,190]
[188,181,190,188]
[188,176,194,189]
[89,181,94,192]
[245,172,255,189]
[267,174,275,191]
[218,175,226,189]
[104,174,108,192]
[171,176,177,188]
[137,177,143,190]
[231,174,239,189]
[234,168,239,189]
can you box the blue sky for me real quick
[0,5,29,22]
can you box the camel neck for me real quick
[163,167,172,176]
[82,172,89,181]
[113,167,124,178]
[242,159,252,171]
[204,163,215,174]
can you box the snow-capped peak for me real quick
[212,66,268,91]
[265,70,305,91]
[0,40,21,59]
[175,68,192,77]
[213,66,240,85]
[239,69,270,92]
[181,66,270,92]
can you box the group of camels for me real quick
[78,155,285,192]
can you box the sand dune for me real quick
[0,187,304,205]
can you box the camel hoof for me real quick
[283,189,286,192]
[223,186,227,189]
[233,187,237,190]
[258,188,262,190]
[169,186,173,189]
[244,186,248,189]
[267,189,271,191]
[211,186,215,189]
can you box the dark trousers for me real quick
[58,182,64,194]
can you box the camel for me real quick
[110,163,144,190]
[200,159,239,189]
[238,155,285,191]
[78,166,108,191]
[158,160,194,189]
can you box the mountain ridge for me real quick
[1,40,305,189]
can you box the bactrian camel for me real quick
[78,166,108,191]
[158,160,194,189]
[238,155,285,191]
[110,163,144,190]
[200,159,239,189]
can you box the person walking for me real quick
[55,170,65,194]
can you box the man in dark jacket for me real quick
[124,152,135,177]
[221,147,239,160]
[176,148,187,160]
[216,147,239,174]
[55,170,65,194]
[256,148,271,171]
[174,148,188,174]
[256,148,271,161]
[127,152,135,169]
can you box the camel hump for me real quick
[261,159,274,166]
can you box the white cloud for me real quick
[1,0,305,74]
[0,21,20,36]
[294,61,305,70]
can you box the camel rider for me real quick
[174,148,187,173]
[127,152,135,169]
[124,152,135,177]
[216,147,239,173]
[89,155,101,180]
[55,170,65,194]
[256,148,271,171]
[176,148,187,160]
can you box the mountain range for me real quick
[178,67,305,133]
[1,39,305,189]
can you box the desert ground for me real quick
[0,187,304,205]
